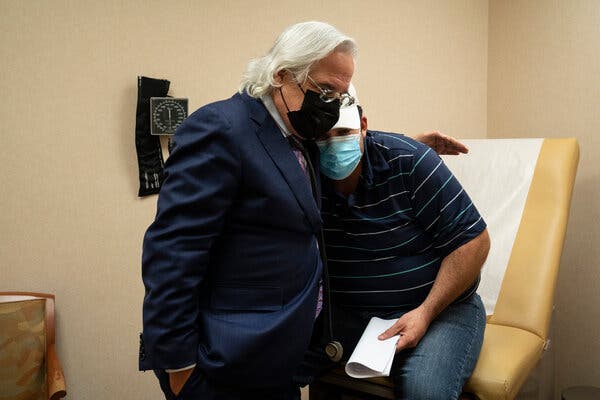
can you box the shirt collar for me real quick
[261,93,290,138]
[361,132,391,187]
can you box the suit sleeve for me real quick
[140,105,240,370]
[407,143,486,258]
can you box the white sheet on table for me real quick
[441,139,542,315]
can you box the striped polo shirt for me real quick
[321,131,487,310]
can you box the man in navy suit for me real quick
[140,21,358,400]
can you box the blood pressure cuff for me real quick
[135,76,170,197]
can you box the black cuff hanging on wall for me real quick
[135,76,170,197]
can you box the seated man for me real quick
[304,90,490,400]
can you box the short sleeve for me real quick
[407,144,486,257]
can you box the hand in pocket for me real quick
[168,367,195,396]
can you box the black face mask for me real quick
[281,88,340,140]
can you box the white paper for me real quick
[345,317,400,379]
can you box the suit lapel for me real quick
[244,94,322,232]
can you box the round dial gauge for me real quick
[150,98,188,135]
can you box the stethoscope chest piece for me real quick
[325,341,344,362]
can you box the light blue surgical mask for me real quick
[316,133,362,180]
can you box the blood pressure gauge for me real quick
[150,97,188,135]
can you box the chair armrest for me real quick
[465,323,545,400]
[47,344,66,400]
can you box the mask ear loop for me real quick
[279,87,291,112]
[279,84,306,113]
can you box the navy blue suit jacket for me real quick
[140,92,323,387]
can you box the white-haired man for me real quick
[140,20,358,400]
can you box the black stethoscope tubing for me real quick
[296,137,344,362]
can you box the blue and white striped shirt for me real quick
[321,131,486,310]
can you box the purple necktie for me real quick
[288,136,324,318]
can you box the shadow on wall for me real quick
[118,82,144,198]
[554,170,600,393]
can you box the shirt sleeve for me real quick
[407,143,486,258]
[165,364,196,373]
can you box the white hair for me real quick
[240,21,357,98]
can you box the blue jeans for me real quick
[296,293,486,400]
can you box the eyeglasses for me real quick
[306,75,356,107]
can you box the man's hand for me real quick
[412,131,469,155]
[379,230,490,352]
[378,307,433,352]
[168,368,194,396]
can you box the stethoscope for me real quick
[290,134,344,362]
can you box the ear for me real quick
[360,115,368,137]
[274,70,287,85]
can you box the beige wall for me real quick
[4,1,598,399]
[488,0,600,396]
[4,1,597,399]
[0,1,488,399]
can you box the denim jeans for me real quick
[295,293,486,400]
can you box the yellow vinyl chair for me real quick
[0,292,67,400]
[310,138,579,400]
